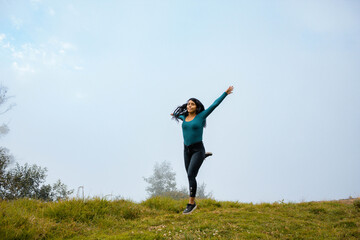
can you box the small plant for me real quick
[353,199,360,210]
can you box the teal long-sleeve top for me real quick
[177,92,228,146]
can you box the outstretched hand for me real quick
[226,86,234,94]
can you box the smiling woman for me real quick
[171,86,234,214]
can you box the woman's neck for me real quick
[188,112,196,117]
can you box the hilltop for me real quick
[1,197,359,239]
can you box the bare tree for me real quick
[0,85,15,138]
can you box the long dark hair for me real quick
[172,98,207,127]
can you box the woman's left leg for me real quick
[187,149,205,202]
[183,142,205,214]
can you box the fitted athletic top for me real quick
[178,92,228,146]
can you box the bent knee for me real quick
[187,174,197,180]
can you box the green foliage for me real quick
[0,160,73,201]
[4,163,47,200]
[51,179,74,201]
[0,147,14,196]
[1,197,360,240]
[353,199,360,210]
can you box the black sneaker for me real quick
[183,202,197,214]
[204,152,213,159]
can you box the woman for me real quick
[171,86,234,214]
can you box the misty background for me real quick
[1,0,359,203]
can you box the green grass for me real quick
[1,197,359,239]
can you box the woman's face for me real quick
[187,100,197,114]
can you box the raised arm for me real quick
[201,86,234,119]
[225,86,234,95]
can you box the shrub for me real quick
[353,199,360,210]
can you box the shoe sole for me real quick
[182,205,197,215]
[204,152,213,159]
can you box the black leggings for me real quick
[184,141,205,197]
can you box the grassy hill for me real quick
[1,197,359,239]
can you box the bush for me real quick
[0,161,73,201]
[353,199,360,210]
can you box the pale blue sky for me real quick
[1,0,359,203]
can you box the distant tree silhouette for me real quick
[144,161,177,197]
[0,85,15,139]
[144,161,212,199]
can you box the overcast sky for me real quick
[1,0,359,203]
